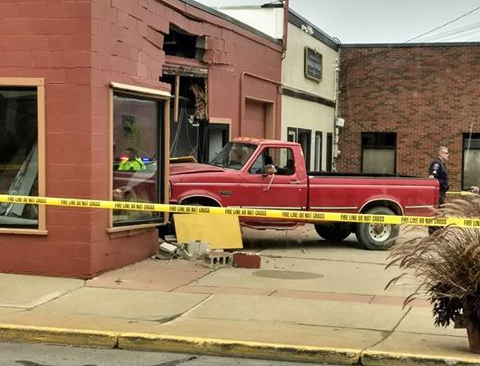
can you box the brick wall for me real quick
[336,44,480,191]
[0,0,282,278]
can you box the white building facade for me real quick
[217,4,340,171]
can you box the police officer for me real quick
[429,146,449,205]
[428,146,449,234]
[118,149,146,171]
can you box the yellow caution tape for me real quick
[0,194,479,228]
[447,191,476,196]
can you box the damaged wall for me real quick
[163,0,283,153]
[0,0,283,278]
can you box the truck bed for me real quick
[307,171,417,178]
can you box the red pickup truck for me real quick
[169,137,439,250]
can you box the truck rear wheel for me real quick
[355,207,398,250]
[314,222,351,241]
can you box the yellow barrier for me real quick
[0,194,479,228]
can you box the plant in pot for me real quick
[386,195,480,353]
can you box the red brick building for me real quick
[336,43,480,192]
[0,0,282,278]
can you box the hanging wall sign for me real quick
[304,47,322,82]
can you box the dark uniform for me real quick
[428,156,448,235]
[429,157,449,205]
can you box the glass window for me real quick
[287,127,311,170]
[326,132,333,172]
[209,141,257,170]
[112,92,165,226]
[249,147,295,176]
[0,87,39,228]
[287,128,297,142]
[463,133,480,190]
[361,132,397,174]
[314,131,323,171]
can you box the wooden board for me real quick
[174,213,243,250]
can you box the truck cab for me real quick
[170,138,309,216]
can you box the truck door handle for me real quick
[290,180,301,185]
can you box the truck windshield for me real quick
[209,142,257,170]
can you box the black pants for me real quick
[429,191,446,235]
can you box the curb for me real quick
[1,323,479,365]
[0,323,117,348]
[361,350,480,366]
[118,332,360,364]
[0,323,359,364]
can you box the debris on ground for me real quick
[153,237,211,261]
[206,250,233,268]
[232,252,261,268]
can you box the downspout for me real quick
[333,49,341,171]
[282,0,289,59]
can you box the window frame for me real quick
[0,78,46,235]
[108,82,170,232]
[287,127,312,170]
[462,133,480,190]
[361,132,397,174]
[314,131,323,171]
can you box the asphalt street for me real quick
[0,341,328,366]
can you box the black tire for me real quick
[314,222,351,241]
[355,207,399,250]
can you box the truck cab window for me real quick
[249,147,295,175]
[210,141,256,170]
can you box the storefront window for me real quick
[361,132,397,174]
[463,134,480,190]
[112,92,164,226]
[0,87,39,228]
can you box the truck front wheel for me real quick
[314,222,351,241]
[355,207,398,250]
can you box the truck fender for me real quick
[358,198,403,216]
[178,194,223,207]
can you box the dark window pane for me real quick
[314,131,322,171]
[0,87,38,228]
[362,132,396,148]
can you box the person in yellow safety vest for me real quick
[118,152,147,171]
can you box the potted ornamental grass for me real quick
[386,195,480,353]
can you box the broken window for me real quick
[161,73,208,162]
[163,25,205,60]
[0,87,39,228]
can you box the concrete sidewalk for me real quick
[0,225,479,365]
